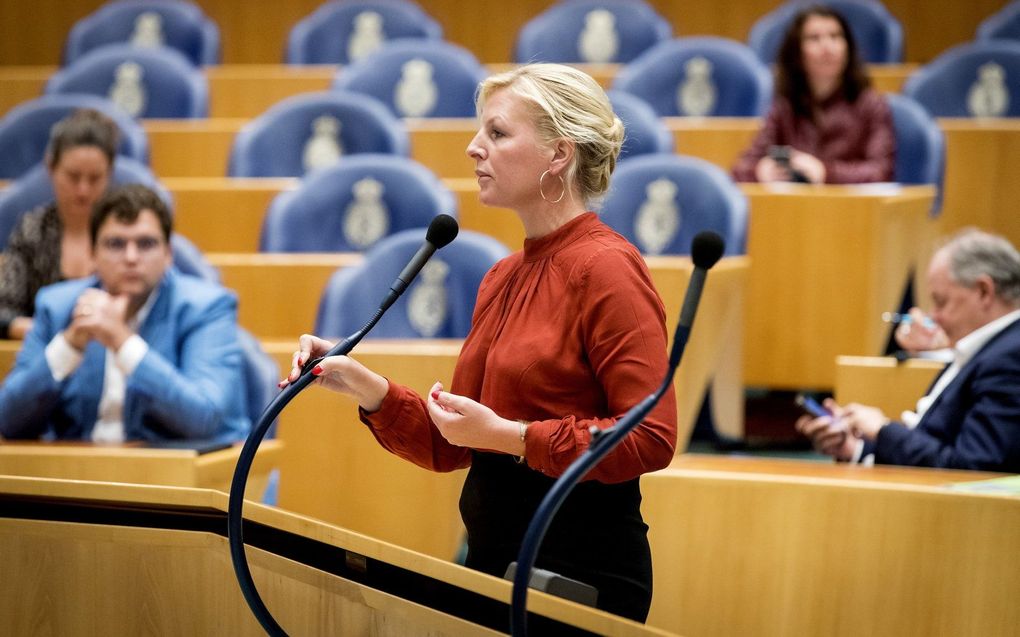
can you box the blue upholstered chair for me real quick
[46,43,209,118]
[63,0,220,67]
[902,40,1020,118]
[514,0,671,64]
[598,154,748,256]
[331,39,487,118]
[315,229,509,339]
[287,0,442,65]
[228,91,410,178]
[260,154,456,252]
[0,157,218,282]
[977,1,1020,42]
[885,93,945,215]
[612,37,772,117]
[0,94,149,179]
[606,89,674,160]
[747,0,903,64]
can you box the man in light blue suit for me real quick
[797,228,1020,472]
[0,184,250,443]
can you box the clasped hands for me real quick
[65,288,133,352]
[755,149,827,184]
[794,398,891,461]
[283,334,524,454]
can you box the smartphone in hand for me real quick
[795,393,833,418]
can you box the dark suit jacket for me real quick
[0,269,251,443]
[864,316,1020,472]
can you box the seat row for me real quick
[56,0,1020,67]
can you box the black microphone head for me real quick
[426,214,459,249]
[691,231,725,270]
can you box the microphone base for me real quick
[504,562,599,609]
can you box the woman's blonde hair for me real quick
[476,63,624,205]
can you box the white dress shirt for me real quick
[852,309,1020,464]
[43,291,158,443]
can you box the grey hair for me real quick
[942,228,1020,304]
[475,63,624,207]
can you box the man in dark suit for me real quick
[797,229,1020,472]
[0,184,250,443]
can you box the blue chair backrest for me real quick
[514,0,671,64]
[235,327,279,430]
[260,154,457,252]
[46,43,209,119]
[228,91,410,177]
[607,89,674,160]
[977,1,1020,42]
[331,39,487,118]
[0,94,149,179]
[169,234,220,283]
[902,40,1020,118]
[747,0,903,64]
[315,229,509,338]
[287,0,442,65]
[612,37,773,117]
[64,0,220,66]
[598,154,748,256]
[0,156,168,249]
[885,92,945,215]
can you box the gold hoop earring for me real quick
[539,169,566,204]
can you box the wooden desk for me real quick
[0,477,667,636]
[835,355,945,417]
[643,454,1020,636]
[741,183,935,389]
[0,440,281,499]
[207,252,362,338]
[937,119,1020,250]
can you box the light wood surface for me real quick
[0,440,280,499]
[741,183,934,389]
[643,453,1020,637]
[207,252,362,338]
[937,119,1020,251]
[835,355,945,417]
[0,476,669,636]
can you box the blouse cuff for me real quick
[358,378,403,431]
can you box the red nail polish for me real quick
[430,390,440,400]
[311,365,323,376]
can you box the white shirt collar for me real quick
[953,309,1020,366]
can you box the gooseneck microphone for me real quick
[228,215,458,637]
[510,231,725,636]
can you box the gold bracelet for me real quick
[516,420,527,464]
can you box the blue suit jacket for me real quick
[0,269,251,443]
[865,316,1020,472]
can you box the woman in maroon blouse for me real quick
[284,64,677,622]
[732,5,896,184]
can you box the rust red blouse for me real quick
[360,212,678,483]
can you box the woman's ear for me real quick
[547,138,575,176]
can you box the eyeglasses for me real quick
[97,236,165,255]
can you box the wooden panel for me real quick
[937,119,1020,251]
[643,454,1020,636]
[0,66,50,117]
[835,355,945,417]
[208,252,362,340]
[741,184,935,389]
[144,118,244,178]
[167,176,296,252]
[0,479,666,636]
[0,441,280,498]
